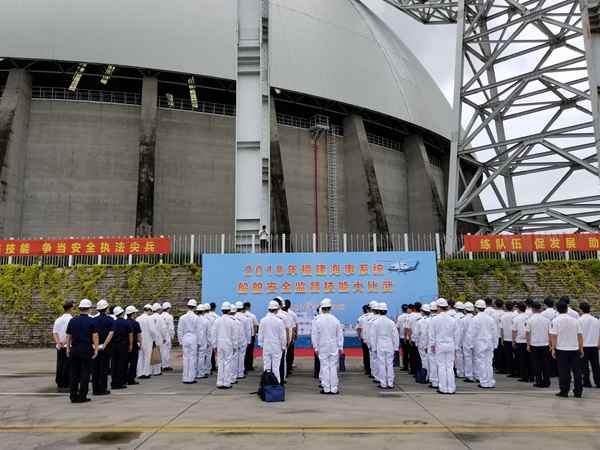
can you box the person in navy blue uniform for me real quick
[110,306,133,390]
[65,299,99,403]
[92,299,114,395]
[126,306,142,385]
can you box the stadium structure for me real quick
[0,0,483,246]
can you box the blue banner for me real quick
[201,251,438,347]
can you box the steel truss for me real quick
[383,0,600,253]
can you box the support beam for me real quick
[135,76,158,237]
[0,69,32,238]
[269,98,291,239]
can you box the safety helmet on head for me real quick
[320,298,333,308]
[268,300,280,310]
[143,303,152,310]
[379,302,388,311]
[79,298,92,309]
[429,301,438,311]
[421,304,430,313]
[230,305,237,313]
[221,301,231,311]
[113,306,124,317]
[369,301,377,309]
[162,302,171,310]
[464,302,475,312]
[125,305,138,315]
[455,301,465,310]
[187,299,198,307]
[96,299,109,311]
[437,298,448,308]
[151,302,162,312]
[235,301,244,309]
[475,299,486,310]
[200,303,210,311]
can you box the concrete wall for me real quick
[23,101,139,237]
[154,110,235,235]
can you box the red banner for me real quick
[464,234,600,253]
[0,237,171,257]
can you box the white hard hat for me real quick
[143,304,153,310]
[429,301,438,311]
[455,301,465,310]
[464,302,475,312]
[421,304,430,313]
[230,305,237,313]
[196,304,203,311]
[113,306,124,317]
[475,299,486,309]
[79,298,92,309]
[268,300,280,310]
[187,298,198,307]
[320,298,333,308]
[125,305,138,315]
[235,301,244,309]
[202,303,211,311]
[369,301,377,309]
[221,302,231,311]
[162,302,171,310]
[379,302,388,311]
[152,302,162,311]
[437,298,448,308]
[96,299,109,311]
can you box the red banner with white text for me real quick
[464,234,600,253]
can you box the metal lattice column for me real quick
[327,131,339,250]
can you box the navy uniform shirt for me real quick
[112,318,132,345]
[66,314,98,352]
[127,318,142,350]
[94,313,115,343]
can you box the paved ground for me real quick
[1,349,600,450]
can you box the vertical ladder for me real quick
[327,131,339,251]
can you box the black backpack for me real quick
[258,370,284,402]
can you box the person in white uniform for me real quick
[454,302,466,378]
[311,298,344,395]
[468,299,497,388]
[512,302,530,382]
[150,303,167,376]
[427,301,439,388]
[210,302,237,389]
[365,301,380,383]
[205,304,219,374]
[551,301,584,398]
[195,303,211,379]
[52,301,74,390]
[373,302,400,389]
[258,301,287,383]
[161,302,175,371]
[501,302,517,377]
[177,299,199,384]
[578,302,600,388]
[525,301,551,388]
[235,301,252,379]
[429,298,458,394]
[415,304,430,382]
[462,302,476,382]
[136,304,158,379]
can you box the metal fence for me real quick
[2,232,599,267]
[32,86,141,106]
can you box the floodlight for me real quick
[68,63,87,92]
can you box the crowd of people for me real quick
[53,294,599,403]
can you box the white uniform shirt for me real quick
[416,316,430,349]
[210,315,236,350]
[466,312,497,351]
[52,313,73,344]
[311,313,343,354]
[196,314,210,348]
[258,313,287,354]
[578,314,600,347]
[152,313,168,344]
[525,313,550,346]
[462,314,475,349]
[550,314,583,351]
[567,307,580,319]
[501,311,516,341]
[177,311,198,343]
[373,315,400,353]
[541,308,558,322]
[235,312,252,346]
[428,311,458,353]
[512,313,528,343]
[396,313,407,339]
[286,309,299,329]
[162,312,175,339]
[137,313,159,346]
[406,312,421,339]
[365,313,380,347]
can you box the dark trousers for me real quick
[361,341,371,375]
[69,346,91,402]
[494,339,506,373]
[92,350,110,394]
[582,347,600,387]
[515,343,531,380]
[244,336,255,371]
[409,343,422,376]
[279,350,286,383]
[313,353,320,379]
[55,348,70,388]
[211,349,217,372]
[503,340,516,376]
[111,344,129,388]
[556,349,583,395]
[401,339,410,370]
[530,345,551,387]
[287,340,295,374]
[127,349,139,383]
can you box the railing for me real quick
[1,232,598,267]
[158,96,236,116]
[32,87,141,106]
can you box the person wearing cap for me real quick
[461,302,476,382]
[454,302,466,379]
[311,298,344,394]
[150,303,167,376]
[414,304,430,383]
[125,306,142,385]
[160,302,175,371]
[406,302,423,376]
[136,304,158,379]
[427,301,439,388]
[512,302,531,382]
[396,304,410,372]
[364,300,380,381]
[577,302,600,388]
[525,301,551,388]
[274,297,293,383]
[65,299,99,403]
[372,302,400,389]
[227,304,241,384]
[551,301,584,398]
[243,302,259,372]
[258,301,287,383]
[209,302,237,389]
[283,299,299,376]
[110,306,133,390]
[195,304,211,379]
[428,298,459,394]
[234,301,252,379]
[467,299,497,388]
[178,299,199,384]
[91,299,114,396]
[312,306,323,379]
[52,301,74,391]
[501,302,517,378]
[207,302,219,373]
[357,304,372,377]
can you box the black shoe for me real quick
[478,384,495,389]
[507,374,519,378]
[94,391,110,396]
[71,398,91,403]
[153,373,162,376]
[463,378,475,383]
[517,379,529,383]
[139,375,150,379]
[183,381,197,385]
[111,385,127,390]
[583,383,593,388]
[329,391,339,395]
[377,385,386,389]
[556,392,569,398]
[127,381,140,385]
[320,390,327,395]
[574,393,582,398]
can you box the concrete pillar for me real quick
[135,76,158,237]
[0,69,32,238]
[342,115,389,235]
[404,134,445,234]
[269,99,291,238]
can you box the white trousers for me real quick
[217,347,234,387]
[370,348,379,382]
[475,347,495,387]
[137,342,153,377]
[196,346,210,377]
[428,351,438,386]
[378,351,395,388]
[237,346,247,378]
[319,352,339,393]
[455,347,465,378]
[161,337,172,368]
[463,346,476,380]
[418,347,429,373]
[181,333,197,383]
[263,351,283,384]
[436,351,456,393]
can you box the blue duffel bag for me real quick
[258,370,285,402]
